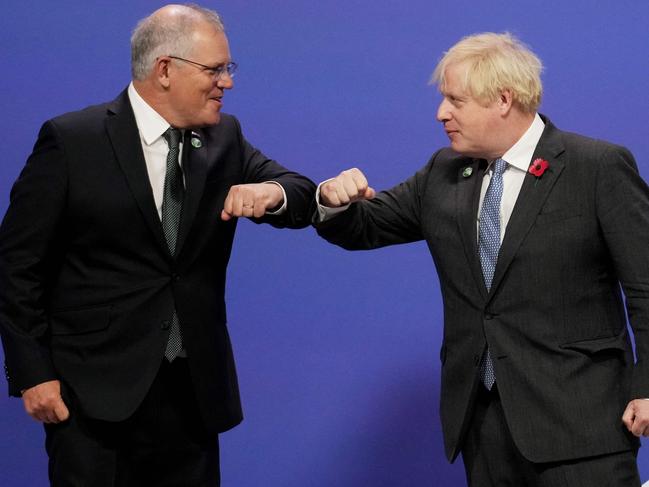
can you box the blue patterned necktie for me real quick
[478,157,507,389]
[162,128,184,361]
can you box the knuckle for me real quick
[326,182,340,193]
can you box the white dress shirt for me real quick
[478,113,545,241]
[128,83,184,219]
[127,82,287,219]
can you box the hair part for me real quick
[431,32,543,113]
[131,3,225,81]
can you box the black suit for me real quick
[317,117,649,467]
[0,89,315,437]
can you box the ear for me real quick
[497,89,514,115]
[153,56,172,89]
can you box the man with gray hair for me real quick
[0,4,315,485]
[315,32,649,485]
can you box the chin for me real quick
[194,113,221,128]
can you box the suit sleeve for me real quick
[0,120,67,396]
[314,153,437,250]
[595,145,649,399]
[233,117,316,229]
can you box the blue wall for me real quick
[1,1,648,485]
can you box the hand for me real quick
[22,380,70,423]
[221,183,284,221]
[320,168,375,208]
[622,399,649,436]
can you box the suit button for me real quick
[161,320,170,330]
[172,274,180,282]
[485,313,495,320]
[474,354,481,365]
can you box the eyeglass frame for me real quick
[166,55,238,80]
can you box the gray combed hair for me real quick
[130,4,224,80]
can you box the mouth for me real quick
[209,95,223,107]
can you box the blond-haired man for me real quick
[316,32,649,485]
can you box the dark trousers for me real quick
[45,359,220,487]
[461,385,640,487]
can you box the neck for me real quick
[132,79,178,127]
[492,110,536,159]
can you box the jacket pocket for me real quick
[559,332,628,354]
[49,304,112,336]
[535,209,582,225]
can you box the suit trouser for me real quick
[461,385,641,487]
[45,358,220,487]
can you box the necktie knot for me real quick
[163,127,182,149]
[492,157,507,178]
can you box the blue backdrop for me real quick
[1,1,648,485]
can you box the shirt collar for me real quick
[498,113,545,172]
[127,82,171,146]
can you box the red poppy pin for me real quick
[528,158,549,178]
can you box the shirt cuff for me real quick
[263,181,287,215]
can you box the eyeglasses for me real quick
[168,55,238,80]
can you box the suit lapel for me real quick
[488,121,566,297]
[456,158,489,300]
[176,129,209,255]
[105,90,170,256]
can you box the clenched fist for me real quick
[22,380,70,424]
[622,399,649,437]
[221,183,284,221]
[320,168,375,208]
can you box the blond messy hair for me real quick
[431,32,543,113]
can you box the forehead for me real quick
[189,25,230,59]
[440,62,469,95]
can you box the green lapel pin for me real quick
[191,136,202,149]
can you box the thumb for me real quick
[221,209,232,221]
[54,397,70,422]
[363,187,376,200]
[622,402,636,430]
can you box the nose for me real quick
[217,72,234,90]
[436,98,451,123]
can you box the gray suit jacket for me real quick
[317,117,649,463]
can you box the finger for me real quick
[241,204,254,218]
[44,410,60,424]
[632,421,645,437]
[253,203,266,218]
[222,189,235,218]
[231,192,245,217]
[54,399,70,422]
[622,402,635,431]
[340,173,361,202]
[348,168,369,194]
[29,405,56,423]
[630,411,646,437]
[321,183,341,207]
[635,414,649,436]
[334,177,352,205]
